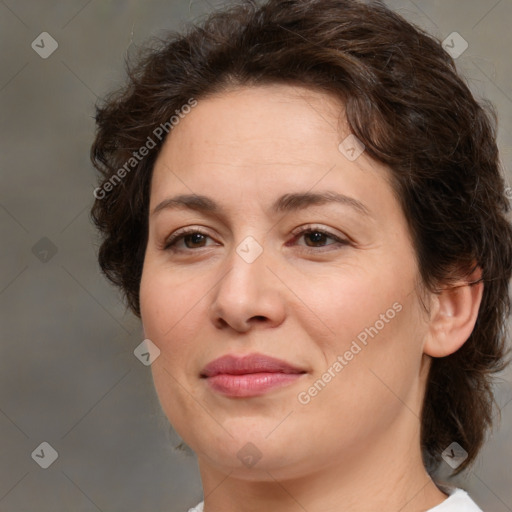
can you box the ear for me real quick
[423,266,484,358]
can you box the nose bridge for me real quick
[219,234,268,302]
[209,233,285,329]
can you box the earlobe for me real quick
[423,266,484,358]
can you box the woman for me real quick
[90,0,512,510]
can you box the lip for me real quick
[200,353,307,397]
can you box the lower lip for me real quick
[204,372,304,397]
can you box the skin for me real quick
[139,84,483,512]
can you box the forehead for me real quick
[149,84,394,216]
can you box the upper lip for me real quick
[200,353,306,377]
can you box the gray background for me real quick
[1,1,511,511]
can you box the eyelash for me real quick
[163,225,350,253]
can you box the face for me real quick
[140,84,431,480]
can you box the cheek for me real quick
[139,259,210,373]
[140,264,200,418]
[140,265,204,434]
[292,264,424,404]
[140,258,206,340]
[290,263,408,354]
[140,263,174,338]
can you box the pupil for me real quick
[188,233,204,247]
[307,231,325,246]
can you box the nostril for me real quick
[215,318,229,328]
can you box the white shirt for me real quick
[186,485,484,511]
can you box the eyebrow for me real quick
[151,191,371,218]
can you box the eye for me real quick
[288,225,350,252]
[164,228,217,251]
[163,225,350,253]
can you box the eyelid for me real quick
[163,226,215,249]
[290,223,344,239]
[288,224,351,250]
[163,224,351,252]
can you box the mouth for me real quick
[200,353,307,397]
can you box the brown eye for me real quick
[290,226,349,252]
[303,230,331,247]
[182,233,208,248]
[164,229,215,251]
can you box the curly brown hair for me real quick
[90,0,512,477]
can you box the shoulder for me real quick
[186,491,483,512]
[428,484,484,511]
[187,501,204,512]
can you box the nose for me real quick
[208,240,286,332]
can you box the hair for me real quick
[90,0,512,477]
